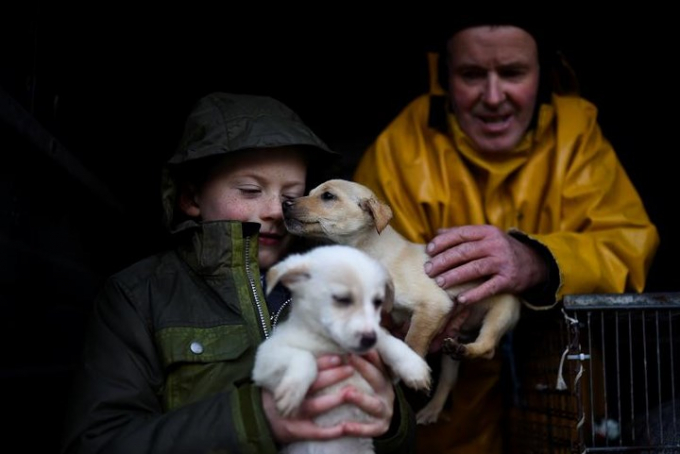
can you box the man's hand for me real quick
[424,225,547,305]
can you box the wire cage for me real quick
[506,293,680,454]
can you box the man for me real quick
[353,13,659,454]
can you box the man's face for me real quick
[446,25,540,153]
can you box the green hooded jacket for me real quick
[60,93,415,454]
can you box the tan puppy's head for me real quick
[282,179,393,245]
[266,244,395,353]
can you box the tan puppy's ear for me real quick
[265,256,311,295]
[363,197,393,234]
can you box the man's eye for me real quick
[499,68,525,79]
[459,70,486,81]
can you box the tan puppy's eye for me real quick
[321,191,336,201]
[333,294,352,306]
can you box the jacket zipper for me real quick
[245,237,270,339]
[270,298,292,329]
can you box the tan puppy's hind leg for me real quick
[457,297,521,360]
[416,355,460,425]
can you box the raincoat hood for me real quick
[161,92,339,230]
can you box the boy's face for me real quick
[182,147,307,269]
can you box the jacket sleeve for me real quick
[60,278,279,454]
[374,384,417,453]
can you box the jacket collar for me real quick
[174,220,260,277]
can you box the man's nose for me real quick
[482,74,505,106]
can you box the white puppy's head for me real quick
[266,244,394,354]
[282,179,393,245]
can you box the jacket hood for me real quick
[168,92,335,165]
[161,92,339,230]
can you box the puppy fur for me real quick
[251,244,431,454]
[282,179,522,424]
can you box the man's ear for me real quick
[178,183,201,217]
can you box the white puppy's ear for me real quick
[362,197,393,234]
[383,276,395,313]
[265,256,311,295]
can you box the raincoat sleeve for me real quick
[60,278,279,454]
[524,106,659,302]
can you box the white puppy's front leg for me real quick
[253,343,318,417]
[274,350,318,416]
[376,328,431,392]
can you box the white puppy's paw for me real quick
[394,354,431,392]
[378,330,432,392]
[274,376,308,417]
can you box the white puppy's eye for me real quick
[333,294,352,306]
[321,191,336,201]
[373,297,383,309]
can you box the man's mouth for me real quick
[480,115,510,123]
[476,114,512,133]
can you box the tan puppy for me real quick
[282,179,522,424]
[252,245,431,454]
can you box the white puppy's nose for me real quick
[360,331,377,349]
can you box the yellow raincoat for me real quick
[353,57,659,453]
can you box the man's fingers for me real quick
[456,276,503,305]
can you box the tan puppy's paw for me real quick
[443,336,498,360]
[442,337,467,360]
[416,403,444,425]
[416,403,453,425]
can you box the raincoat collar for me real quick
[446,101,555,175]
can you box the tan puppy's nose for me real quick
[282,199,295,213]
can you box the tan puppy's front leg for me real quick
[416,355,460,425]
[404,299,451,357]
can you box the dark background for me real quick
[2,3,677,452]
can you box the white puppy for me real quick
[252,244,431,454]
[282,179,522,424]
